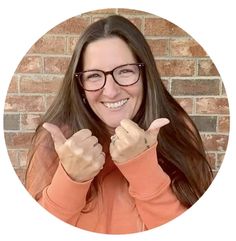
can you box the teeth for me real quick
[103,99,128,109]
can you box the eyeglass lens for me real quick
[78,64,142,91]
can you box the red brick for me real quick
[218,116,230,133]
[198,59,220,76]
[5,95,45,112]
[7,149,19,168]
[196,98,229,114]
[15,168,26,184]
[4,114,20,130]
[221,82,227,96]
[170,39,207,57]
[216,153,225,170]
[161,79,170,91]
[7,75,18,93]
[4,132,34,149]
[156,60,195,77]
[144,18,187,36]
[91,16,104,23]
[18,150,28,167]
[45,95,56,109]
[48,17,90,34]
[44,57,71,74]
[125,17,142,32]
[191,116,217,132]
[171,79,220,95]
[28,36,66,54]
[117,9,150,15]
[16,56,42,73]
[20,75,63,93]
[201,134,228,151]
[21,114,42,130]
[85,8,117,14]
[147,39,169,57]
[175,97,193,114]
[206,152,216,169]
[67,36,79,54]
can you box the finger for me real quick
[147,118,170,136]
[93,143,103,156]
[120,119,141,133]
[43,122,66,149]
[115,126,128,140]
[89,136,99,147]
[67,135,98,153]
[96,152,106,167]
[71,129,92,142]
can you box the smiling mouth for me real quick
[102,98,129,109]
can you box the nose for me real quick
[102,74,121,98]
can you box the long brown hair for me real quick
[26,14,213,207]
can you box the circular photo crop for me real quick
[3,8,229,235]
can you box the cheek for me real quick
[85,92,99,106]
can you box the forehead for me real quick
[82,37,137,70]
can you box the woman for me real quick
[25,15,213,234]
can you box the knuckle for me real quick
[74,147,84,156]
[94,144,102,153]
[78,129,92,138]
[110,151,118,160]
[65,139,73,149]
[98,143,103,150]
[93,161,101,171]
[84,129,92,136]
[101,154,106,163]
[116,143,125,153]
[116,126,123,132]
[84,154,93,163]
[91,136,98,144]
[101,158,105,165]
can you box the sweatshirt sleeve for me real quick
[26,129,92,226]
[38,163,92,225]
[115,145,187,229]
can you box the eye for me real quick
[87,73,101,79]
[84,71,103,81]
[118,68,134,75]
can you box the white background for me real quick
[0,0,235,240]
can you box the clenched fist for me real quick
[109,118,169,163]
[43,123,105,182]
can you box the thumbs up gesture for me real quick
[42,123,105,182]
[109,118,169,163]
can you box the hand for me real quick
[109,118,169,163]
[43,123,105,182]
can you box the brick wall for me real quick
[4,9,229,184]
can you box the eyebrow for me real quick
[82,62,138,72]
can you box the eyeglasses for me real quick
[74,63,144,92]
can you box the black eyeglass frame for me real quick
[74,63,145,92]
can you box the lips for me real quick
[102,98,128,109]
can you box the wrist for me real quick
[115,144,171,199]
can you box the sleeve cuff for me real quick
[46,163,92,211]
[115,145,171,200]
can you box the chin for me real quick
[103,119,122,130]
[107,122,120,129]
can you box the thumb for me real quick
[43,122,66,149]
[147,118,170,136]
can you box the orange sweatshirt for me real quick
[34,144,186,234]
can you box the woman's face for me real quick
[82,37,143,132]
